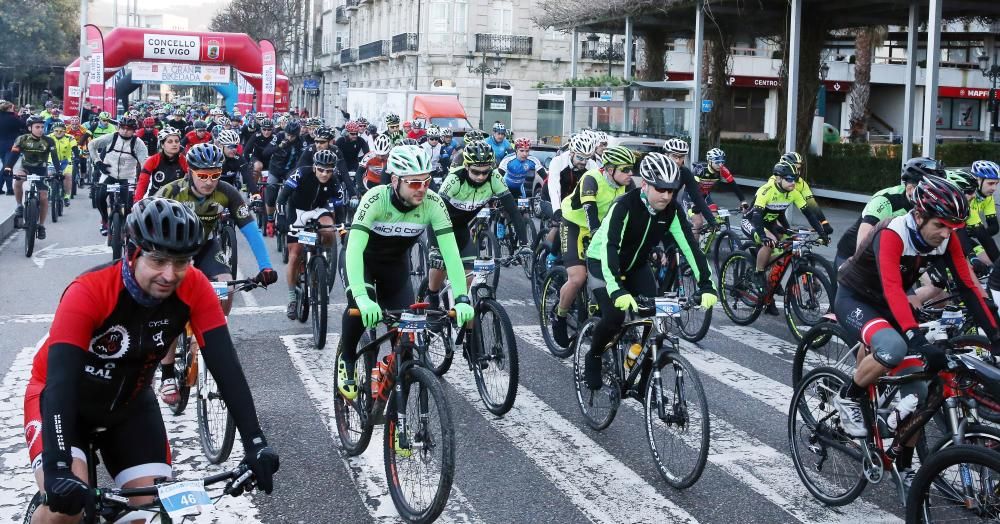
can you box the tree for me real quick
[847,26,887,143]
[209,0,304,62]
[0,0,79,101]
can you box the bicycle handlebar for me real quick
[347,306,457,322]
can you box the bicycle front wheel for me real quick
[791,321,856,388]
[220,224,238,280]
[333,336,375,456]
[471,298,519,416]
[384,364,455,523]
[719,251,762,325]
[197,353,236,464]
[784,266,835,343]
[906,444,1000,523]
[572,317,620,430]
[309,256,329,349]
[168,332,193,416]
[23,198,38,258]
[110,212,124,261]
[540,265,580,358]
[674,262,713,342]
[645,352,710,489]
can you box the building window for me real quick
[453,0,467,34]
[936,98,981,130]
[428,1,449,47]
[722,88,767,133]
[490,1,513,35]
[545,26,566,41]
[433,79,455,88]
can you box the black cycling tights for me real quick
[588,263,658,362]
[340,258,415,364]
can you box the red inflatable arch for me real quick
[63,27,288,116]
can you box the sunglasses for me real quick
[315,139,329,145]
[469,166,492,176]
[650,186,674,194]
[616,166,633,174]
[222,144,238,149]
[144,252,193,271]
[400,176,432,189]
[193,170,222,181]
[314,166,335,175]
[781,176,798,183]
[669,153,685,160]
[572,154,590,163]
[429,137,440,141]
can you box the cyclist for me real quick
[84,111,117,139]
[778,151,835,237]
[136,117,159,153]
[357,133,393,193]
[297,126,339,169]
[22,198,279,522]
[181,120,212,152]
[276,149,354,319]
[334,120,369,174]
[497,137,547,198]
[66,117,92,187]
[244,118,276,186]
[135,126,186,201]
[833,175,1000,486]
[89,117,148,236]
[48,122,78,208]
[661,138,719,229]
[167,109,189,132]
[424,141,531,314]
[551,145,636,345]
[421,125,445,174]
[833,157,939,269]
[439,127,457,170]
[967,160,1000,265]
[3,116,60,240]
[688,147,748,237]
[581,152,717,389]
[338,144,474,401]
[382,113,404,145]
[263,121,306,238]
[742,161,829,313]
[217,129,259,195]
[485,122,514,165]
[239,116,259,145]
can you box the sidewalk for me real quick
[0,189,18,241]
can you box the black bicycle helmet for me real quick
[314,126,335,141]
[901,157,944,185]
[127,198,203,257]
[119,117,139,129]
[773,160,799,180]
[313,149,337,167]
[186,143,225,169]
[193,120,208,130]
[463,140,495,166]
[260,118,274,129]
[284,121,302,136]
[25,116,44,126]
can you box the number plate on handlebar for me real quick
[473,258,496,274]
[940,309,964,327]
[106,184,120,193]
[517,198,530,211]
[476,208,491,219]
[211,281,230,300]
[399,312,427,333]
[655,297,682,318]
[157,480,211,519]
[717,208,730,218]
[26,174,42,182]
[792,240,804,250]
[298,231,317,246]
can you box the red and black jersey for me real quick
[181,130,212,152]
[135,152,188,202]
[30,261,226,414]
[839,214,998,336]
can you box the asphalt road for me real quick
[0,189,921,523]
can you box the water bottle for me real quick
[546,253,557,269]
[375,354,395,401]
[624,343,643,372]
[886,394,919,432]
[370,365,383,397]
[496,221,506,239]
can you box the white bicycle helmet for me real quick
[216,129,241,146]
[706,148,726,164]
[592,130,609,145]
[158,126,182,144]
[639,152,680,190]
[569,133,597,157]
[373,133,393,155]
[386,145,432,176]
[663,138,690,155]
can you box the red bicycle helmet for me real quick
[514,137,532,150]
[345,120,361,133]
[910,174,969,227]
[142,117,156,128]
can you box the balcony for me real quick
[345,0,360,10]
[340,48,358,64]
[475,33,533,56]
[581,41,625,62]
[391,33,418,54]
[358,40,390,61]
[335,6,348,23]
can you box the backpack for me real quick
[101,133,139,163]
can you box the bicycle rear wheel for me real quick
[572,317,620,431]
[197,352,236,464]
[791,322,856,388]
[23,198,38,258]
[416,277,454,376]
[51,191,60,223]
[673,262,712,342]
[788,366,867,506]
[309,256,329,349]
[168,331,193,415]
[220,224,238,280]
[906,444,1000,523]
[471,298,519,416]
[110,212,124,261]
[384,364,455,523]
[540,265,575,358]
[333,336,375,455]
[645,352,710,489]
[719,251,762,325]
[784,267,835,343]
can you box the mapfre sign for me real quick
[142,34,225,62]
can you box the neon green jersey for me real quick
[560,168,627,230]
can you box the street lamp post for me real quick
[466,51,504,130]
[817,61,830,118]
[978,52,1000,142]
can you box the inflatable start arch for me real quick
[63,26,289,116]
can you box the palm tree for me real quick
[847,25,888,142]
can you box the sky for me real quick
[91,0,230,31]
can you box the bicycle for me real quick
[572,294,710,489]
[333,305,456,523]
[650,244,713,342]
[105,180,136,261]
[905,444,1000,522]
[291,219,336,349]
[492,195,538,276]
[539,252,594,359]
[170,279,263,463]
[48,173,65,223]
[468,202,501,290]
[700,205,749,274]
[217,209,239,280]
[789,336,1000,508]
[529,214,561,309]
[417,255,520,415]
[22,448,260,524]
[719,230,836,342]
[12,173,45,257]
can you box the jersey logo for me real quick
[91,325,130,359]
[24,420,42,450]
[237,204,251,220]
[153,171,166,183]
[85,362,115,380]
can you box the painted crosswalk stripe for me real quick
[444,340,700,524]
[281,334,481,523]
[516,326,901,523]
[0,338,259,523]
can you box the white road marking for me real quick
[0,230,19,254]
[30,242,111,268]
[234,268,260,308]
[281,333,481,523]
[517,326,901,523]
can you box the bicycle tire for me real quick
[788,366,867,506]
[309,256,329,349]
[784,267,835,343]
[197,352,236,464]
[23,198,38,258]
[906,444,1000,523]
[522,217,539,279]
[333,336,375,456]
[803,253,838,297]
[646,352,710,489]
[530,239,552,309]
[408,237,428,293]
[338,239,349,291]
[384,364,455,523]
[930,423,1000,454]
[719,251,763,325]
[415,276,454,376]
[540,265,575,358]
[791,321,856,388]
[673,262,713,342]
[169,332,193,416]
[21,491,44,524]
[572,317,621,430]
[110,212,124,261]
[280,233,289,264]
[478,227,501,290]
[326,240,338,292]
[221,224,238,280]
[295,271,309,323]
[471,298,519,416]
[51,191,60,223]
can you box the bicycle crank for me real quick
[862,440,884,483]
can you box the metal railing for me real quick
[340,48,358,64]
[475,33,533,56]
[345,0,360,9]
[335,6,348,23]
[392,33,418,54]
[581,41,624,61]
[358,40,390,61]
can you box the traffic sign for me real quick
[600,90,612,101]
[701,100,714,113]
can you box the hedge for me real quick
[699,140,1000,195]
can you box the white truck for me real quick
[344,88,474,133]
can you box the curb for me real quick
[0,211,14,242]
